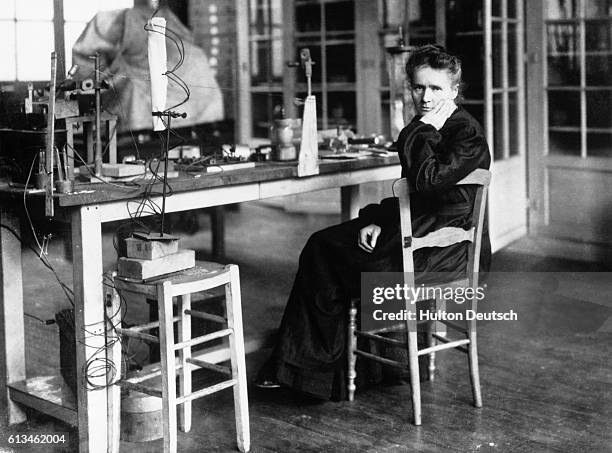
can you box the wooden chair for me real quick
[112,263,250,453]
[347,168,491,425]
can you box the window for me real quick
[0,0,133,81]
[0,0,54,80]
[546,0,612,157]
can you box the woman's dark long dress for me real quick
[267,107,491,400]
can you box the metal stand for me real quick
[152,110,186,237]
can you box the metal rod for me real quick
[45,52,57,217]
[160,114,170,236]
[94,53,102,177]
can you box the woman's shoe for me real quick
[253,378,281,389]
[254,359,281,389]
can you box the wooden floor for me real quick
[3,203,612,452]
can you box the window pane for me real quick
[508,0,518,19]
[0,0,15,19]
[549,131,581,155]
[547,23,579,54]
[586,54,612,85]
[493,93,504,160]
[508,22,518,87]
[585,20,612,51]
[326,44,355,83]
[15,0,52,20]
[296,3,320,33]
[325,1,353,32]
[492,21,502,89]
[548,90,580,127]
[446,0,483,33]
[64,0,133,22]
[509,91,520,156]
[250,39,283,85]
[587,90,612,129]
[407,0,435,44]
[16,21,54,80]
[548,55,580,86]
[492,0,502,17]
[0,21,16,80]
[585,0,612,18]
[587,133,612,157]
[546,0,580,19]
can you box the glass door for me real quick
[446,0,527,251]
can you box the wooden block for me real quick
[101,163,146,177]
[117,249,195,280]
[125,237,179,260]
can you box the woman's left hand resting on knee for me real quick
[358,224,381,253]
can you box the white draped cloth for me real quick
[72,6,224,132]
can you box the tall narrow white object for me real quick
[147,17,167,131]
[298,95,319,177]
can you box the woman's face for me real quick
[410,65,458,116]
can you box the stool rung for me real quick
[184,309,226,324]
[174,328,233,350]
[354,349,404,368]
[417,338,470,356]
[354,330,405,346]
[119,380,163,398]
[116,328,159,343]
[128,315,181,333]
[186,357,231,376]
[176,379,236,404]
[431,334,469,353]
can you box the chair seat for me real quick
[114,262,226,297]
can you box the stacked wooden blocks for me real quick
[117,233,195,281]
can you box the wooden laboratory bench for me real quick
[0,155,400,452]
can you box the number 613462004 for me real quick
[7,433,67,444]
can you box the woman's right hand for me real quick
[358,224,381,253]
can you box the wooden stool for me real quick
[113,263,250,453]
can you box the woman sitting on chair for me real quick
[255,44,491,400]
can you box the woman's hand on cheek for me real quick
[420,99,457,130]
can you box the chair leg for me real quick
[225,265,251,453]
[467,319,482,408]
[407,319,422,426]
[347,301,358,401]
[426,319,435,382]
[178,294,192,432]
[158,282,178,453]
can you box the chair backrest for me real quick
[393,169,491,286]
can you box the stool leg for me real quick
[406,316,422,426]
[225,265,250,453]
[158,282,178,453]
[178,294,192,432]
[104,273,121,453]
[347,300,357,401]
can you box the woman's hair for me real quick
[405,44,462,86]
